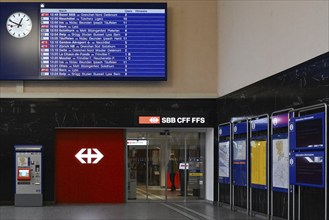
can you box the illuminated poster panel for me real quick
[219,141,230,178]
[233,140,246,160]
[272,138,289,190]
[233,140,247,186]
[251,140,267,186]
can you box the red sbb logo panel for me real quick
[56,129,125,203]
[139,116,160,124]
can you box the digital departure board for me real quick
[0,2,167,80]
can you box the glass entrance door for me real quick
[127,129,205,201]
[127,132,168,201]
[166,132,205,200]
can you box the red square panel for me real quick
[55,129,125,203]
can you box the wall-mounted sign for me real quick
[138,116,206,125]
[56,129,125,203]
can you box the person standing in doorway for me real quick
[167,153,178,191]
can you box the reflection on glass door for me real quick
[166,132,205,200]
[185,132,205,200]
[127,130,205,201]
[146,137,167,201]
[127,143,147,200]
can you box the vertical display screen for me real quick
[296,119,323,148]
[296,156,323,185]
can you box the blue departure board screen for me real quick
[0,2,167,80]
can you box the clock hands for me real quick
[18,18,23,27]
[9,19,20,26]
[9,19,23,28]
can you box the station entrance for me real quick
[126,129,206,201]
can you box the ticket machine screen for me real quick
[18,168,31,180]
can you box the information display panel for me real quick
[289,151,325,188]
[250,140,267,187]
[0,2,167,80]
[289,112,325,150]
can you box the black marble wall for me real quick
[217,52,329,219]
[0,99,216,204]
[217,52,328,122]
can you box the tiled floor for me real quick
[0,202,262,220]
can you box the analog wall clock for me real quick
[6,12,32,38]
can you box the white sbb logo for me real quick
[75,148,104,164]
[149,117,159,123]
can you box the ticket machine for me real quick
[15,145,43,206]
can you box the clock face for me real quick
[6,12,32,38]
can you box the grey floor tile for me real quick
[0,202,263,220]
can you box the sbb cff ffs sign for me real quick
[138,116,205,125]
[162,117,205,124]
